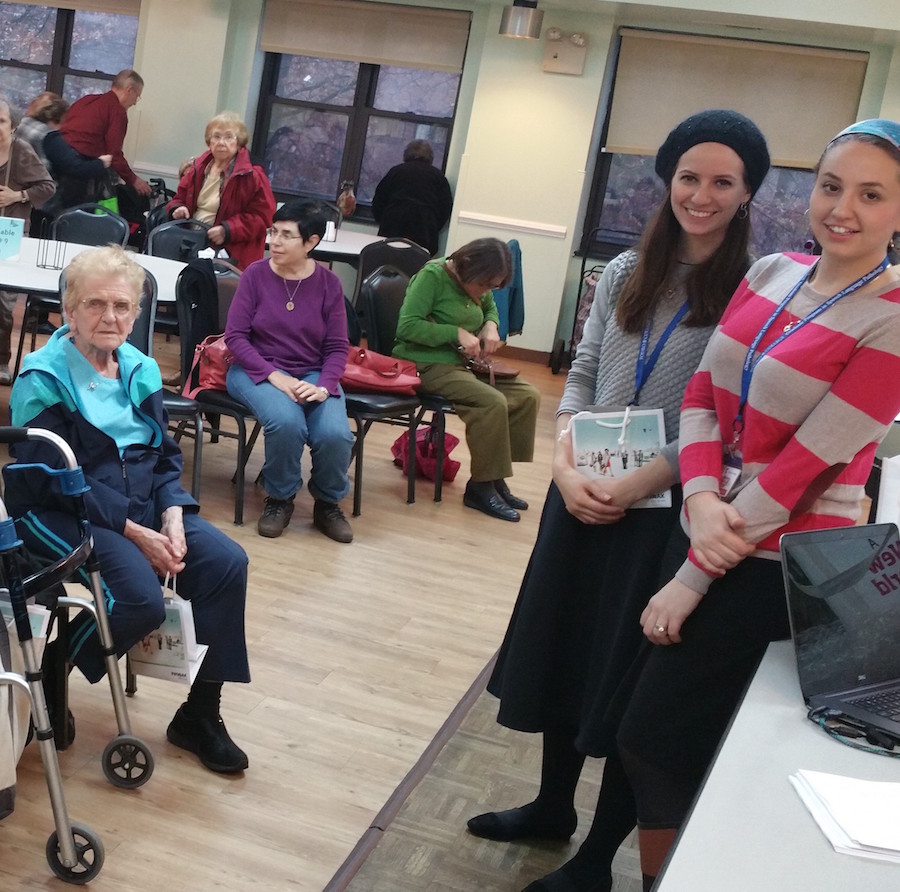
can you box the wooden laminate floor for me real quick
[1,323,632,891]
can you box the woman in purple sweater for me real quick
[224,200,354,543]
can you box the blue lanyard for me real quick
[632,299,690,405]
[734,256,890,437]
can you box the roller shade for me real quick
[260,0,471,72]
[607,29,867,169]
[10,1,140,13]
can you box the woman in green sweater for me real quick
[393,238,540,521]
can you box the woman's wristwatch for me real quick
[19,190,27,203]
[319,386,329,398]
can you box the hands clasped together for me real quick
[124,505,187,578]
[268,370,328,404]
[642,490,754,646]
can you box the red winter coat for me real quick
[167,147,275,270]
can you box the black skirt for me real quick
[488,481,682,757]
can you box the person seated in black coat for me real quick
[371,139,453,256]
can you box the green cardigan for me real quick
[392,261,501,366]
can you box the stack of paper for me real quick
[790,769,900,863]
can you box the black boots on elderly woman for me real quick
[463,479,523,521]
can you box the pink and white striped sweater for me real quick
[677,252,900,594]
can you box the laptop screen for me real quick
[780,523,900,700]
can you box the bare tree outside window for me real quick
[0,3,55,64]
[591,153,815,260]
[69,10,139,78]
[0,4,137,112]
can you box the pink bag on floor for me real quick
[391,425,461,482]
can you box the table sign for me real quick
[0,218,24,260]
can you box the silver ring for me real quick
[654,624,667,634]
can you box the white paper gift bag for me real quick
[128,575,208,685]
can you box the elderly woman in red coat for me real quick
[167,111,275,270]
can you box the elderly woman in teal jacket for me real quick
[393,237,540,521]
[7,245,251,775]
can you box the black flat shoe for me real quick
[494,479,528,510]
[464,481,520,522]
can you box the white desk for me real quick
[0,238,186,304]
[657,640,900,890]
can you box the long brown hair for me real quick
[615,187,751,333]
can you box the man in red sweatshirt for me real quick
[61,69,151,199]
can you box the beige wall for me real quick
[122,0,900,353]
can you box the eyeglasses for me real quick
[209,132,238,143]
[80,298,135,317]
[266,227,304,241]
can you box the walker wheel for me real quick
[102,734,154,788]
[46,821,105,884]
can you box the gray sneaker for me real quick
[313,500,353,543]
[258,496,294,538]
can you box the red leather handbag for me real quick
[340,346,421,395]
[182,334,233,399]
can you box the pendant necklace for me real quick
[283,276,302,311]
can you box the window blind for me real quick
[260,0,471,73]
[606,29,868,169]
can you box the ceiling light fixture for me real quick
[499,1,544,40]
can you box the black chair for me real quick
[141,207,180,339]
[146,219,210,263]
[124,272,204,501]
[362,264,458,502]
[342,293,418,516]
[13,204,132,378]
[349,237,431,311]
[175,259,258,524]
[51,203,131,248]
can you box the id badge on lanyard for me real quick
[724,256,889,498]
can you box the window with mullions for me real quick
[254,53,460,211]
[0,3,138,111]
[586,153,816,261]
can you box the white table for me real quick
[0,238,186,304]
[309,228,383,265]
[656,640,900,890]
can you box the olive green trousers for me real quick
[416,362,540,482]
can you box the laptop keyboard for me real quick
[847,689,900,720]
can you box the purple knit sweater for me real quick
[224,259,349,394]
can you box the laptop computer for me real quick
[780,523,900,739]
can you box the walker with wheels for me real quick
[0,427,153,798]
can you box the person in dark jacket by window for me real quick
[371,139,453,256]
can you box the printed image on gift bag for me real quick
[128,575,208,685]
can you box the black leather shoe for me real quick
[167,704,249,773]
[464,481,520,522]
[494,478,528,510]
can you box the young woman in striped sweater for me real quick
[617,118,900,890]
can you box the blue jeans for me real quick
[226,364,353,503]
